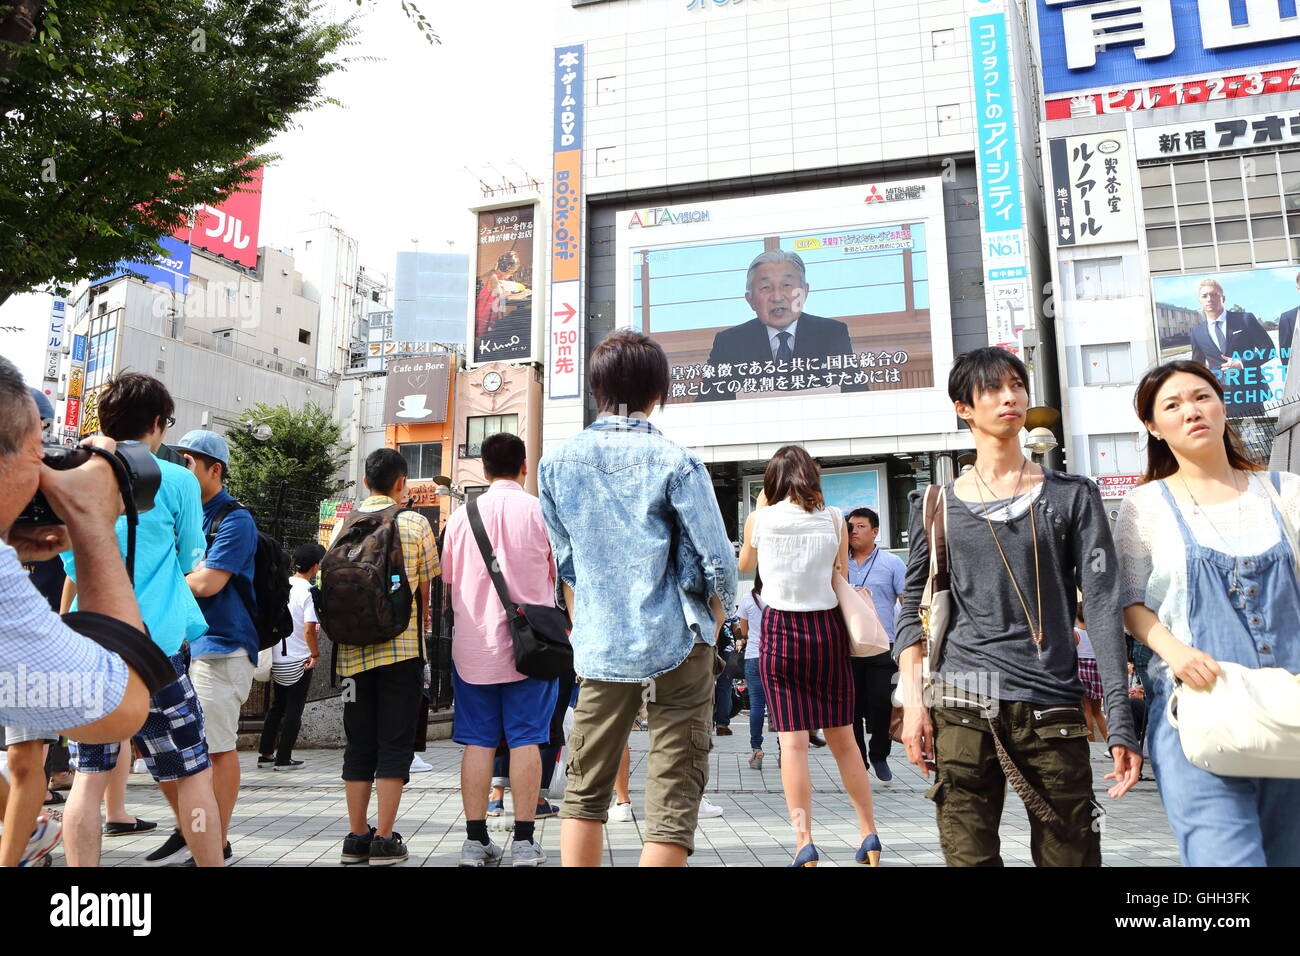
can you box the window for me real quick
[936,105,961,136]
[274,306,282,314]
[298,329,311,344]
[1081,343,1133,385]
[596,76,620,106]
[398,442,443,481]
[931,29,956,58]
[1072,257,1125,299]
[304,240,311,250]
[1089,433,1142,476]
[594,146,618,174]
[465,414,519,457]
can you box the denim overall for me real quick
[1148,475,1300,867]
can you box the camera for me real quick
[14,442,161,527]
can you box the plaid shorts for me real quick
[1078,657,1103,701]
[69,649,210,782]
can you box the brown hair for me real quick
[1133,360,1261,483]
[763,445,824,513]
[588,329,669,415]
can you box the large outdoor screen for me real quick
[617,181,946,410]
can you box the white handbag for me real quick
[252,648,274,683]
[1168,661,1300,778]
[831,509,891,657]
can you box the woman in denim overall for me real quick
[1118,361,1300,866]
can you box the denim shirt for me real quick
[539,415,738,682]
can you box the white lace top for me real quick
[752,501,842,612]
[1114,471,1300,684]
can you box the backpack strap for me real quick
[206,499,245,541]
[465,496,518,617]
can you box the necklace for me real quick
[973,459,1045,656]
[1178,470,1249,608]
[973,459,1028,520]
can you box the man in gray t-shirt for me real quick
[895,348,1141,867]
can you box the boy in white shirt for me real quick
[257,544,323,771]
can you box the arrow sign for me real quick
[554,302,576,323]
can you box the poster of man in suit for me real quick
[630,218,935,405]
[1153,270,1294,420]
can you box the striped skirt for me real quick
[758,606,854,732]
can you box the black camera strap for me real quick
[83,445,141,585]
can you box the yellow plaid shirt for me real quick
[331,495,440,678]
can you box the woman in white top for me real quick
[1115,360,1300,867]
[739,445,881,867]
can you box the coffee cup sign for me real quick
[384,353,452,424]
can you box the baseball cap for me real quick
[174,429,230,466]
[293,543,326,572]
[28,387,54,423]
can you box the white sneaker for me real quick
[459,838,504,867]
[20,813,62,866]
[410,754,433,773]
[608,801,634,823]
[131,758,147,774]
[698,797,724,819]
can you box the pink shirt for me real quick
[442,480,558,685]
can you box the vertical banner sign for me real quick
[66,333,87,430]
[1050,134,1137,247]
[473,207,535,363]
[970,9,1026,283]
[549,44,584,400]
[43,297,66,386]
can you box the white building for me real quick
[1033,0,1300,513]
[535,0,1050,547]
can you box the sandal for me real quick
[42,791,65,806]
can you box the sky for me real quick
[1,0,556,388]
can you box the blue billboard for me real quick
[98,235,192,293]
[1037,0,1300,95]
[971,12,1024,234]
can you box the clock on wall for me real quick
[482,371,503,393]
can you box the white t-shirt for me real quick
[752,501,841,612]
[1115,471,1300,685]
[1075,626,1095,660]
[275,577,318,664]
[738,589,766,660]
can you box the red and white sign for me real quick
[189,165,263,268]
[1095,474,1141,500]
[65,397,81,432]
[1047,65,1300,121]
[549,284,580,399]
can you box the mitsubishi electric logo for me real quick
[864,184,926,204]
[627,207,710,228]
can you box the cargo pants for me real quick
[927,697,1101,867]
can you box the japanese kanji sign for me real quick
[549,44,585,400]
[1049,133,1137,247]
[1134,108,1300,159]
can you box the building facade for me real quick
[1034,0,1300,514]
[537,0,1051,547]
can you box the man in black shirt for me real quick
[895,347,1141,866]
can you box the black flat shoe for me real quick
[104,818,158,837]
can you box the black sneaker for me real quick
[143,828,189,866]
[256,754,277,768]
[177,841,234,867]
[340,826,376,865]
[273,759,305,771]
[104,817,158,838]
[368,831,408,866]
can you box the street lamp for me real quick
[432,473,463,501]
[1024,406,1061,461]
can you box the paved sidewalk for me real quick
[75,730,1177,867]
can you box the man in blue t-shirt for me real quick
[175,429,259,857]
[60,374,224,867]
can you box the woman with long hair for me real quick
[739,446,881,867]
[1116,360,1300,866]
[474,251,523,337]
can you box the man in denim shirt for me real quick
[539,330,737,866]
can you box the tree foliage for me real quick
[225,401,353,518]
[0,0,360,306]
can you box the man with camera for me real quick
[0,358,171,793]
[58,374,224,867]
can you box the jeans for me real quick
[744,658,765,751]
[258,668,313,763]
[713,670,732,727]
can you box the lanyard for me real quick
[850,548,880,589]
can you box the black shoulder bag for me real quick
[465,497,573,680]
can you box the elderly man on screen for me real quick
[698,250,861,402]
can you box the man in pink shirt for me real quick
[442,433,559,867]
